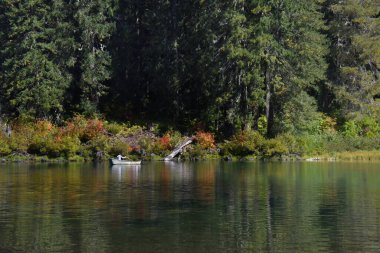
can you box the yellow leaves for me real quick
[285,38,297,49]
[320,114,337,133]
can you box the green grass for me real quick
[334,150,380,161]
[304,150,380,161]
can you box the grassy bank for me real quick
[1,116,380,163]
[319,150,380,161]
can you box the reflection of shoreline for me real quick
[164,161,193,177]
[1,162,380,253]
[111,165,141,182]
[162,161,217,203]
[110,161,197,185]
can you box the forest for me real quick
[0,0,379,160]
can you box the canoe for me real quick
[111,159,141,165]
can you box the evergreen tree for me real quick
[72,0,116,116]
[0,0,73,120]
[112,0,217,126]
[179,1,230,131]
[110,0,171,120]
[251,0,328,135]
[328,0,380,119]
[213,0,262,134]
[0,0,378,137]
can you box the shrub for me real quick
[81,119,104,142]
[323,133,354,153]
[276,133,301,154]
[150,131,179,151]
[0,136,11,156]
[65,116,105,142]
[257,115,268,136]
[52,136,81,158]
[342,120,360,137]
[342,117,380,138]
[350,136,380,151]
[320,114,337,133]
[297,134,326,155]
[68,155,85,162]
[87,135,110,157]
[122,125,144,136]
[138,138,167,157]
[221,130,264,156]
[138,137,157,155]
[195,131,215,149]
[35,120,55,134]
[358,117,380,138]
[25,120,60,156]
[183,143,208,159]
[105,122,125,135]
[297,132,380,155]
[261,138,288,157]
[158,133,172,150]
[168,131,183,149]
[8,135,29,153]
[28,135,49,155]
[109,140,130,157]
[77,145,91,159]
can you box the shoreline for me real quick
[2,150,380,164]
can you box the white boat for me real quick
[111,159,142,165]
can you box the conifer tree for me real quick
[328,0,380,118]
[214,0,262,133]
[0,0,73,119]
[72,0,115,116]
[251,0,328,135]
[0,0,378,137]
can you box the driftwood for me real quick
[164,137,194,161]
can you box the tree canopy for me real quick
[0,0,379,137]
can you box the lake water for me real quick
[0,161,379,253]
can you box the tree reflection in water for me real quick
[0,161,380,253]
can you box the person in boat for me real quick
[117,154,126,160]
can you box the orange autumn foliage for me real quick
[64,116,105,142]
[159,134,171,150]
[195,131,215,149]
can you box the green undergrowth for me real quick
[1,116,380,163]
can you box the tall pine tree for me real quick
[72,0,115,116]
[0,0,73,120]
[328,0,380,119]
[251,0,328,135]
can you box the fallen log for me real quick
[164,137,194,161]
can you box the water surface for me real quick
[0,161,379,253]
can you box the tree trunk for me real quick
[265,67,274,137]
[243,83,251,131]
[239,69,250,130]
